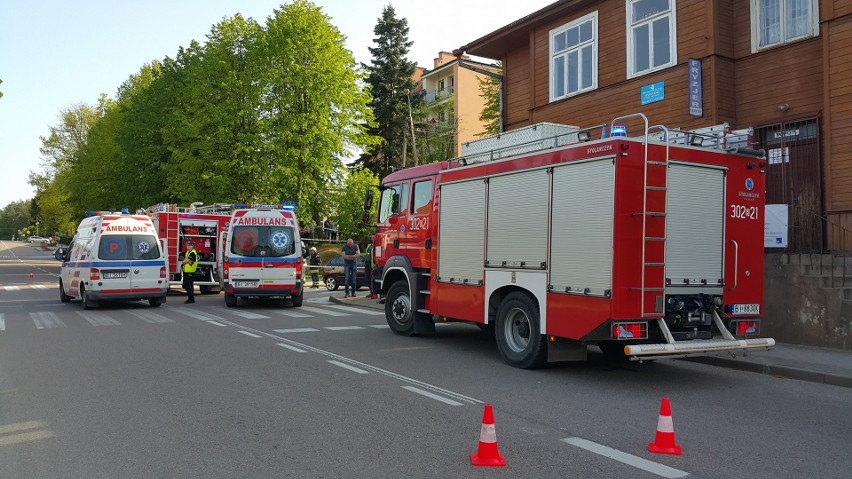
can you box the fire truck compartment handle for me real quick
[728,239,739,291]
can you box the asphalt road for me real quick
[1,240,850,478]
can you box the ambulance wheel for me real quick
[385,281,415,336]
[325,276,338,291]
[224,294,238,308]
[59,279,71,303]
[291,292,303,307]
[149,296,163,307]
[81,286,97,310]
[495,292,547,369]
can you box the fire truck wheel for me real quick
[59,279,71,303]
[81,286,97,310]
[385,281,415,336]
[495,292,547,369]
[224,293,238,308]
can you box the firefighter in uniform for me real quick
[181,240,198,303]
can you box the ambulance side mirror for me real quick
[54,249,65,261]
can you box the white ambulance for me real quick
[55,211,168,309]
[219,205,304,307]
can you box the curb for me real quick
[686,356,852,389]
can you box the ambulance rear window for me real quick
[98,235,161,260]
[230,226,295,257]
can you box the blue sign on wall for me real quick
[641,81,665,105]
[688,59,703,117]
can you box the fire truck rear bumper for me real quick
[624,338,776,361]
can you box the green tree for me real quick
[258,0,376,225]
[0,200,31,239]
[361,5,418,177]
[329,166,379,242]
[477,63,502,136]
[0,78,4,99]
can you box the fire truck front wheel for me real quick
[385,281,415,336]
[495,292,547,369]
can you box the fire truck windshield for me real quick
[378,183,408,223]
[230,226,295,258]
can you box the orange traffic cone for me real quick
[470,404,506,467]
[648,397,682,455]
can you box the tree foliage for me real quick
[477,62,502,136]
[24,1,376,238]
[361,5,419,177]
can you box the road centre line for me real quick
[402,386,464,406]
[238,330,263,338]
[561,437,689,478]
[328,360,369,374]
[276,343,306,353]
[220,320,482,405]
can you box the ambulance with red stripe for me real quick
[55,210,168,309]
[219,205,304,307]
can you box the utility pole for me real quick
[406,89,418,166]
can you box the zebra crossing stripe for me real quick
[30,312,65,329]
[324,326,365,331]
[0,314,4,331]
[125,309,174,323]
[273,328,320,333]
[32,285,48,290]
[265,309,313,318]
[276,343,306,353]
[297,305,349,317]
[368,324,390,329]
[225,310,270,320]
[324,304,385,316]
[77,311,121,326]
[170,308,225,321]
[238,330,263,338]
[5,286,20,291]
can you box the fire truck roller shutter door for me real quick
[437,180,485,285]
[486,170,548,269]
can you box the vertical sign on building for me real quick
[688,59,703,117]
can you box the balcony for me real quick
[425,86,454,103]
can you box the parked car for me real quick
[27,236,46,245]
[322,255,369,291]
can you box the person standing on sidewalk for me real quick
[341,238,360,298]
[308,247,321,288]
[181,240,198,304]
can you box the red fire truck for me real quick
[367,113,775,368]
[146,203,233,294]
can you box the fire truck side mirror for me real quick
[363,189,374,212]
[361,211,371,225]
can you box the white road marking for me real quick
[266,309,313,318]
[276,343,306,353]
[77,311,121,326]
[298,305,349,317]
[170,308,225,322]
[32,285,48,290]
[30,311,65,329]
[402,386,464,406]
[561,437,690,478]
[207,321,228,327]
[220,320,481,406]
[323,304,385,315]
[328,360,369,374]
[126,309,174,323]
[324,326,365,331]
[0,313,4,331]
[238,330,262,338]
[225,310,270,320]
[368,324,390,329]
[273,328,320,333]
[5,286,20,291]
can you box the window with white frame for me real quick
[751,0,819,52]
[550,11,598,102]
[626,0,677,78]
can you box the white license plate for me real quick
[732,304,760,315]
[103,272,127,279]
[235,281,258,288]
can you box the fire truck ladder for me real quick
[613,114,670,318]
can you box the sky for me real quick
[0,0,556,209]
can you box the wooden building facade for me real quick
[459,0,852,252]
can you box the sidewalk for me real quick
[331,292,852,388]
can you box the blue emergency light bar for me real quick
[85,208,132,217]
[233,203,295,210]
[610,125,627,137]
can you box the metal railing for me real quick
[787,202,852,288]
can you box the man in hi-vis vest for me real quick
[181,240,198,304]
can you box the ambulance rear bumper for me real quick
[624,338,776,361]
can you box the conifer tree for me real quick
[362,5,418,177]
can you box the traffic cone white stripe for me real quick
[656,415,674,433]
[479,424,497,443]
